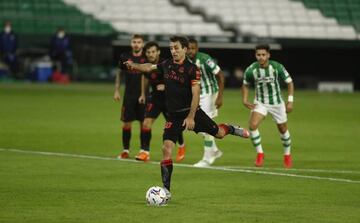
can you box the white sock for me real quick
[250,129,263,154]
[281,130,291,155]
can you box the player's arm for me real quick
[139,75,148,104]
[241,68,255,110]
[114,68,121,101]
[286,81,294,113]
[241,84,255,110]
[215,70,225,109]
[183,82,200,130]
[278,63,294,113]
[205,56,224,108]
[124,61,156,73]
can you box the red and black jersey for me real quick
[144,57,166,99]
[157,58,201,113]
[119,52,146,99]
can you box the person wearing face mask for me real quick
[49,27,73,74]
[0,21,18,77]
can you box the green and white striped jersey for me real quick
[243,60,292,105]
[189,52,220,95]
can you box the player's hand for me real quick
[138,94,146,104]
[156,84,165,91]
[243,101,255,110]
[215,96,223,109]
[286,102,293,113]
[123,61,133,69]
[182,116,195,130]
[114,90,121,102]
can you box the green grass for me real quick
[0,83,359,223]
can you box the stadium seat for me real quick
[180,0,359,40]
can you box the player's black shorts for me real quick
[144,95,168,120]
[121,97,145,122]
[163,108,219,143]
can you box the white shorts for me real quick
[252,100,287,124]
[200,93,218,119]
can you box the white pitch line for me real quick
[1,148,359,184]
[223,166,360,174]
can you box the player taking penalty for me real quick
[125,36,249,200]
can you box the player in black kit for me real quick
[137,41,186,162]
[125,36,249,201]
[114,34,147,160]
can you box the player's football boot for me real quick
[176,145,186,162]
[135,150,150,162]
[163,187,171,202]
[284,154,292,168]
[194,149,223,167]
[232,125,250,138]
[117,150,129,159]
[255,153,264,167]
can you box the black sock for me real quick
[160,159,173,191]
[141,127,151,151]
[122,127,131,150]
[177,132,184,145]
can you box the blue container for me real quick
[36,62,52,82]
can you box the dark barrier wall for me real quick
[113,44,360,90]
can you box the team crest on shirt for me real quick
[178,66,184,73]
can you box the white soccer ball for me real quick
[145,186,167,206]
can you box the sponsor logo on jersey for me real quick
[206,59,215,68]
[257,77,275,83]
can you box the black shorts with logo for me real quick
[121,97,145,122]
[145,94,168,120]
[163,108,219,143]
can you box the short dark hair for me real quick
[255,44,270,52]
[170,35,189,48]
[132,34,144,40]
[188,38,198,45]
[144,41,160,52]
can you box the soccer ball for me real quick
[145,186,167,206]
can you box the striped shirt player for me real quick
[187,38,230,168]
[193,52,221,96]
[242,44,294,169]
[243,60,292,105]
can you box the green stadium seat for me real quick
[0,0,114,35]
[295,0,360,32]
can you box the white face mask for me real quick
[57,31,65,38]
[4,26,11,33]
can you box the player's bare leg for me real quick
[249,111,265,167]
[277,122,292,168]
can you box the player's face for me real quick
[255,49,270,67]
[145,46,160,63]
[170,41,187,62]
[131,38,144,53]
[187,42,198,59]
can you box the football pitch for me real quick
[0,83,359,223]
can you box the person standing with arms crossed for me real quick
[242,44,294,168]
